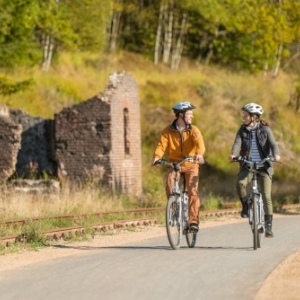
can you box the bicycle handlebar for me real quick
[154,156,195,171]
[231,156,280,171]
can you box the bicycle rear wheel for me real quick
[252,195,259,250]
[186,231,197,248]
[166,195,182,250]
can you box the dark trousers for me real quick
[236,168,273,215]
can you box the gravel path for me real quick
[0,214,299,299]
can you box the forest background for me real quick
[1,0,300,214]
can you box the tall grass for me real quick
[0,183,135,221]
[1,50,300,215]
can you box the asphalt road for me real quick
[0,214,299,300]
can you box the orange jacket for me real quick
[153,120,205,166]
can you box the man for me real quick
[152,101,205,232]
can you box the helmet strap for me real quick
[179,112,187,125]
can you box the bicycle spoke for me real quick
[166,196,182,250]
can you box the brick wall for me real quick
[54,97,112,186]
[54,72,142,195]
[0,72,142,196]
[0,107,22,181]
[109,73,142,195]
[9,109,56,178]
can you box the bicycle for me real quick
[232,156,277,250]
[154,156,198,250]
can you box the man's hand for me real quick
[195,154,205,164]
[151,157,160,166]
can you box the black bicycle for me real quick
[232,156,276,250]
[154,156,197,250]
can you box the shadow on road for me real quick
[52,244,252,251]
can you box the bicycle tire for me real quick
[186,231,197,248]
[252,195,259,250]
[166,195,183,250]
[257,231,261,248]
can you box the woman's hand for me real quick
[275,155,281,161]
[229,154,235,161]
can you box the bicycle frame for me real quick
[232,156,275,250]
[247,161,265,249]
[154,156,197,249]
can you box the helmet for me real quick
[172,101,196,113]
[241,102,264,116]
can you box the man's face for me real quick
[183,110,194,124]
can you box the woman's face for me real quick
[241,111,252,124]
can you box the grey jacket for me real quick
[231,123,280,176]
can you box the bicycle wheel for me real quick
[186,231,197,248]
[166,195,183,250]
[257,231,261,248]
[252,195,259,250]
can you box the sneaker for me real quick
[188,223,199,233]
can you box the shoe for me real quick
[265,215,274,238]
[188,223,199,233]
[240,201,248,218]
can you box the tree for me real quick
[0,0,41,67]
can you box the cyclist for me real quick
[151,101,206,233]
[229,102,280,237]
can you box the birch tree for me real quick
[108,0,124,53]
[171,12,188,70]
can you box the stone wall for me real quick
[9,109,56,178]
[54,97,112,186]
[0,107,22,181]
[0,72,142,196]
[54,72,142,195]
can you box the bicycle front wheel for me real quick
[166,195,183,250]
[252,195,259,250]
[186,231,197,248]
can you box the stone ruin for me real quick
[0,72,142,196]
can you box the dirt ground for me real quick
[0,214,299,299]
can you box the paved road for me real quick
[0,215,299,300]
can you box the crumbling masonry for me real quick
[0,72,142,196]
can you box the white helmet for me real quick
[242,102,264,116]
[172,101,196,113]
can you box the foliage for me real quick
[1,1,300,73]
[0,76,33,96]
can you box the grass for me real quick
[0,50,300,235]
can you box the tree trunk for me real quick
[171,13,188,70]
[154,1,165,64]
[264,54,270,77]
[108,0,123,53]
[162,0,174,64]
[42,34,55,72]
[272,43,283,77]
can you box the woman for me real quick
[229,102,280,238]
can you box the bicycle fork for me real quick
[248,192,265,232]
